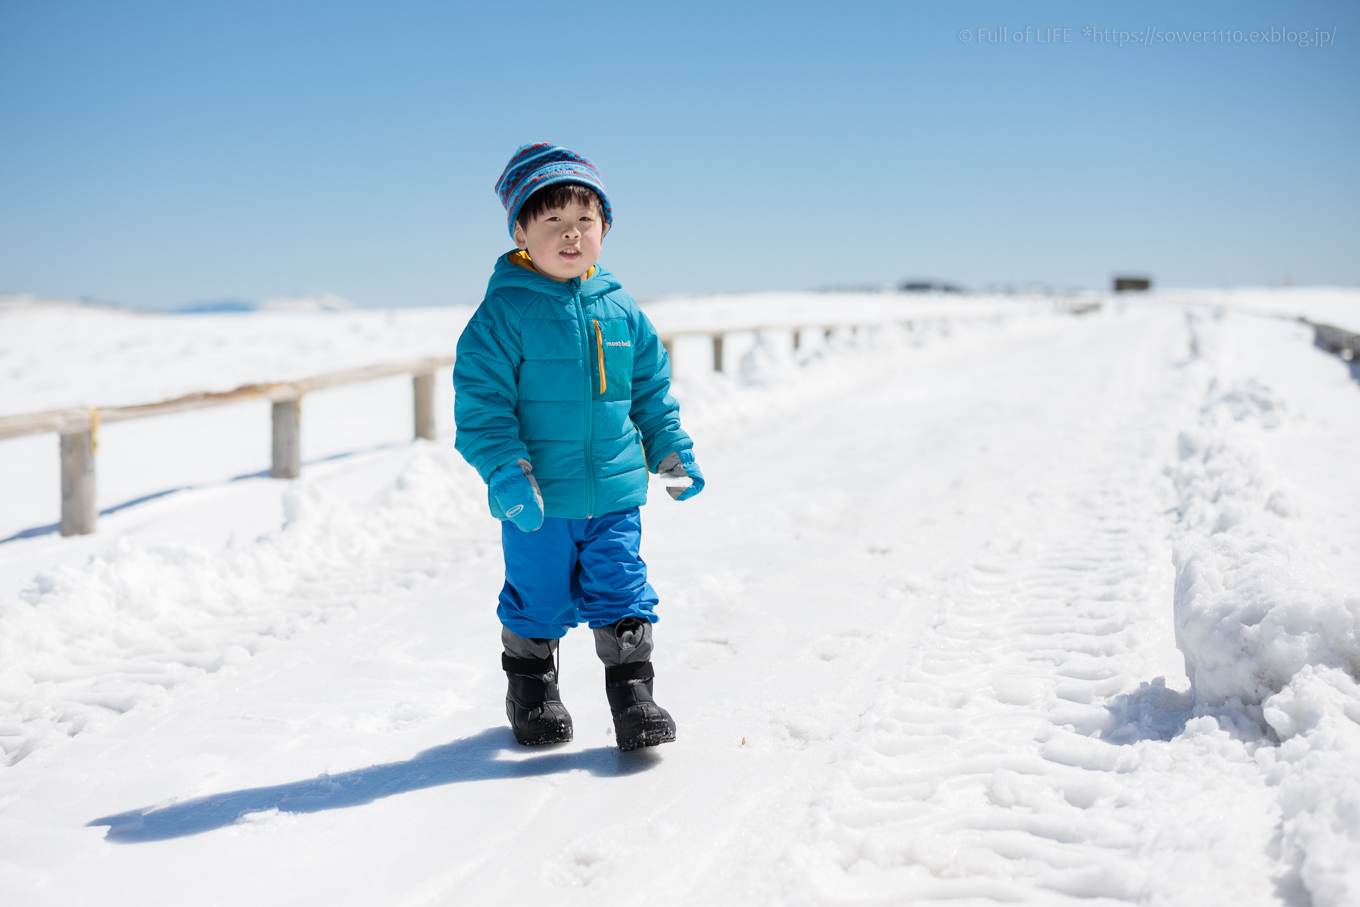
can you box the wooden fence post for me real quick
[792,329,801,351]
[60,428,97,536]
[712,334,725,373]
[412,368,437,440]
[271,394,301,479]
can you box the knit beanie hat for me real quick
[495,143,613,239]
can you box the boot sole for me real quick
[616,726,676,751]
[514,725,573,746]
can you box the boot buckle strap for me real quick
[605,661,655,686]
[503,653,555,676]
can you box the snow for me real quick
[1,288,1359,905]
[1147,286,1360,333]
[1163,306,1360,907]
[1170,330,1360,712]
[0,296,472,414]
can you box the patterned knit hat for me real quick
[495,143,613,238]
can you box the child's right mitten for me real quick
[657,449,705,501]
[490,458,544,531]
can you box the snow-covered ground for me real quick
[0,289,1358,905]
[1148,286,1360,333]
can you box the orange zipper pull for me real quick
[594,319,607,395]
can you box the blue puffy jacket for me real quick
[453,252,692,520]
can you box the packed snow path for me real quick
[2,301,1358,905]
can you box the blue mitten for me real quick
[657,449,704,501]
[490,458,544,531]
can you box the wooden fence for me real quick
[665,324,864,376]
[0,304,1103,538]
[0,357,453,537]
[660,301,1099,375]
[1307,319,1359,362]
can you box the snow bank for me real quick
[1170,309,1360,904]
[1262,667,1360,907]
[0,446,485,767]
[1171,407,1359,710]
[1171,311,1359,713]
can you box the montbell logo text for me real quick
[606,341,631,347]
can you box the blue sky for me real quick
[1,0,1356,309]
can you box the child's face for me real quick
[513,198,608,282]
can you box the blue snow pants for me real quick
[497,507,659,640]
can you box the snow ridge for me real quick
[1170,308,1360,906]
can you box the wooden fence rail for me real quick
[0,356,455,536]
[1,303,1103,538]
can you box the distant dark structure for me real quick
[1113,276,1152,292]
[899,280,964,294]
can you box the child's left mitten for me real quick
[657,449,705,501]
[490,458,544,531]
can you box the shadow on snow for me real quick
[89,727,655,843]
[1098,678,1194,745]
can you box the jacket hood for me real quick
[486,251,623,299]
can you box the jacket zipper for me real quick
[574,286,596,518]
[593,319,607,395]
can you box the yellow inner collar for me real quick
[509,249,595,281]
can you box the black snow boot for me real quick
[503,653,573,746]
[605,661,676,751]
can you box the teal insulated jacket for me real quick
[453,252,692,520]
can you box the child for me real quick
[452,143,704,751]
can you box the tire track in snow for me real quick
[739,308,1291,905]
